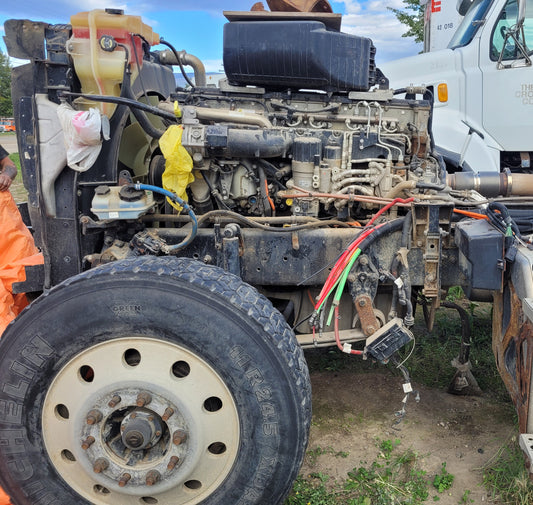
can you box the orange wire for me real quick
[453,209,488,220]
[265,180,275,213]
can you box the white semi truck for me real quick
[382,0,533,174]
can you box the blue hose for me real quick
[133,183,198,252]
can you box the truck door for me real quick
[479,0,533,152]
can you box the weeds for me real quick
[286,439,457,505]
[459,489,474,504]
[306,445,349,466]
[432,462,454,493]
[482,436,533,505]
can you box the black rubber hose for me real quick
[401,210,412,249]
[442,301,471,365]
[61,91,175,121]
[357,218,406,250]
[122,84,167,139]
[488,201,521,237]
[159,38,195,88]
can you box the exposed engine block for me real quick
[173,85,440,220]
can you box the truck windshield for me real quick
[449,0,494,48]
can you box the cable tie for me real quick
[342,342,353,354]
[394,277,404,288]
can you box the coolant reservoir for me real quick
[68,9,159,117]
[91,185,155,220]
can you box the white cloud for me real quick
[338,3,421,63]
[202,59,224,73]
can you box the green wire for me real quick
[316,247,361,313]
[326,248,361,326]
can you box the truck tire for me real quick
[0,257,311,505]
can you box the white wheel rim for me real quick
[42,337,240,505]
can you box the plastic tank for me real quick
[223,20,376,92]
[68,9,159,116]
[91,185,155,220]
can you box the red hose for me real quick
[334,306,363,355]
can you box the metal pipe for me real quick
[384,180,417,199]
[159,49,207,87]
[195,107,273,129]
[447,172,533,197]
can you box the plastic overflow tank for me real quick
[91,185,155,220]
[68,9,159,116]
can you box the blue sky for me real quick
[0,0,421,71]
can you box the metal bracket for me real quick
[519,434,533,471]
[423,206,442,298]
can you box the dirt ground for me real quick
[302,369,515,504]
[0,133,17,154]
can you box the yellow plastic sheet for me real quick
[0,190,44,336]
[159,125,194,211]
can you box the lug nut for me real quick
[118,473,131,487]
[93,458,109,474]
[162,407,175,421]
[81,436,95,450]
[167,456,180,471]
[173,429,188,446]
[136,392,152,407]
[86,409,103,425]
[108,395,122,408]
[146,470,161,486]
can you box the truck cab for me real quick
[382,0,533,173]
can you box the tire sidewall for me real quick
[0,264,308,505]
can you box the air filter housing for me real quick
[223,20,376,93]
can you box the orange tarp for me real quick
[1,190,43,503]
[1,190,43,335]
[0,488,10,505]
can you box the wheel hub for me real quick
[121,408,163,450]
[81,389,186,490]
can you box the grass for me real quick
[285,439,459,505]
[482,436,533,505]
[7,152,27,203]
[306,299,509,402]
[295,291,529,505]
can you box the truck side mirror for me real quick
[456,0,475,16]
[517,0,526,29]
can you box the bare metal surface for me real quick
[355,294,380,336]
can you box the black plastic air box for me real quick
[454,219,504,293]
[223,20,376,92]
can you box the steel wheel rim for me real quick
[42,337,240,505]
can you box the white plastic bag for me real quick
[57,104,106,172]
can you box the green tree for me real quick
[389,0,425,43]
[0,51,13,117]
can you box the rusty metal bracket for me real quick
[354,294,380,336]
[493,284,533,435]
[422,206,442,298]
[350,254,380,336]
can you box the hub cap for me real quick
[42,338,240,504]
